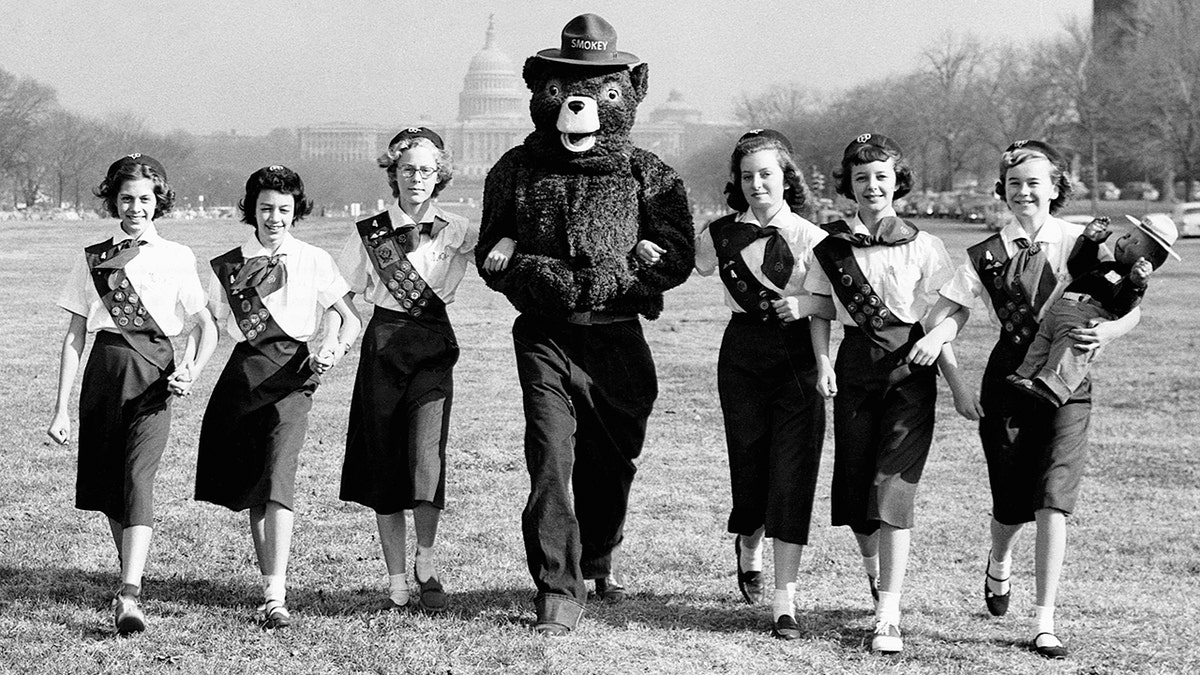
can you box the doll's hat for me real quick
[1124,213,1182,260]
[536,14,639,66]
[106,153,167,182]
[388,127,444,151]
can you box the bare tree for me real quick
[919,33,987,191]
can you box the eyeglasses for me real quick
[397,165,437,179]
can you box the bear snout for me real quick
[557,96,600,135]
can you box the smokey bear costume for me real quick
[476,14,694,635]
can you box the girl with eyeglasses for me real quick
[336,127,478,613]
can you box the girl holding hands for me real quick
[194,165,359,628]
[47,154,218,634]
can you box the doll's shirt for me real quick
[209,233,350,342]
[804,213,953,326]
[694,208,826,312]
[940,216,1085,324]
[57,223,207,335]
[337,203,478,311]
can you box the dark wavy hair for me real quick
[833,143,914,201]
[994,143,1073,214]
[94,162,175,219]
[378,136,453,199]
[723,135,809,213]
[238,165,314,226]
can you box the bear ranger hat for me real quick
[1124,213,1182,260]
[536,13,639,66]
[106,153,168,182]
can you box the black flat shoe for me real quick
[984,556,1010,617]
[593,575,627,604]
[262,600,291,629]
[735,535,763,604]
[415,568,448,613]
[1034,632,1068,659]
[771,614,802,640]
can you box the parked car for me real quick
[1173,202,1200,238]
[1124,181,1160,201]
[959,195,999,224]
[1093,181,1122,200]
[985,203,1015,231]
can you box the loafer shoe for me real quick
[263,600,291,629]
[1034,632,1068,659]
[415,570,448,613]
[112,594,146,635]
[771,614,802,640]
[984,557,1010,617]
[593,576,627,604]
[871,621,903,654]
[735,535,764,604]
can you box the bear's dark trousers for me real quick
[513,313,658,605]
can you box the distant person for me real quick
[337,127,477,613]
[806,133,974,654]
[1007,214,1180,405]
[927,140,1144,659]
[682,129,832,640]
[194,166,360,628]
[46,154,218,635]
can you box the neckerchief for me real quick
[823,216,919,248]
[231,254,287,297]
[84,237,175,371]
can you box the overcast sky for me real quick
[0,0,1092,135]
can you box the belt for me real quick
[565,311,638,325]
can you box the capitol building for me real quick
[296,18,732,197]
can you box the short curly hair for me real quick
[723,135,810,214]
[378,136,453,200]
[833,142,914,201]
[994,141,1073,214]
[94,161,175,219]
[238,165,314,226]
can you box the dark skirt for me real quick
[195,340,318,512]
[830,327,937,534]
[979,338,1092,525]
[76,330,174,527]
[718,314,824,545]
[340,306,458,514]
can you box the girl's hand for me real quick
[1069,318,1120,353]
[907,334,943,367]
[483,237,517,272]
[168,364,195,397]
[951,385,984,421]
[635,240,665,265]
[772,297,802,323]
[309,344,345,375]
[47,410,70,445]
[816,363,838,399]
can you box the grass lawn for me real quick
[1,215,1197,674]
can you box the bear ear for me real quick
[629,63,649,103]
[523,56,548,92]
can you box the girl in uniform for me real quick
[806,134,974,654]
[337,127,477,613]
[687,129,833,640]
[929,140,1141,659]
[47,154,218,634]
[195,165,360,628]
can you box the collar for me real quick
[113,222,161,246]
[850,209,900,236]
[241,231,298,258]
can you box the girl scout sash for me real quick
[708,214,793,322]
[211,248,300,368]
[355,211,445,317]
[85,238,174,370]
[812,218,923,354]
[966,234,1056,347]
